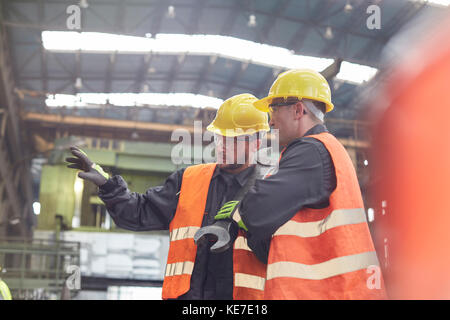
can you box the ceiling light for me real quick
[325,27,334,40]
[79,0,89,8]
[248,14,257,27]
[344,1,353,12]
[167,6,175,18]
[75,77,83,89]
[46,92,224,109]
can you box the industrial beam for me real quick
[22,112,370,151]
[22,112,199,145]
[221,62,248,99]
[165,54,186,93]
[192,0,241,95]
[191,56,216,94]
[103,1,125,93]
[38,0,48,93]
[0,1,34,236]
[255,0,292,44]
[319,1,370,57]
[0,2,21,159]
[104,53,115,93]
[22,112,196,134]
[164,0,208,93]
[255,68,277,98]
[255,0,332,97]
[133,53,152,93]
[133,0,165,93]
[0,141,21,222]
[186,0,208,34]
[21,75,257,91]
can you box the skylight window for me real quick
[42,31,333,72]
[42,31,378,85]
[336,62,378,84]
[45,93,224,109]
[413,0,450,7]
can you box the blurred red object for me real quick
[371,11,450,299]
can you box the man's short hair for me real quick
[303,99,325,123]
[311,100,326,114]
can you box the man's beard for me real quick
[219,163,245,171]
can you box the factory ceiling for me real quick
[1,0,446,122]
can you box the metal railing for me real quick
[0,237,80,300]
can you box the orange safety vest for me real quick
[162,163,266,300]
[264,132,386,299]
[371,13,450,299]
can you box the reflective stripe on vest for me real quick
[267,251,379,281]
[265,132,386,300]
[170,226,200,242]
[233,231,267,299]
[274,208,367,238]
[165,261,195,277]
[234,235,266,291]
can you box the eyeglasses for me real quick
[268,98,307,116]
[268,97,300,113]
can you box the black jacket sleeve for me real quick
[240,137,336,244]
[97,168,185,231]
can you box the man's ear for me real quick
[293,101,305,120]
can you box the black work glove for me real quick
[66,146,109,186]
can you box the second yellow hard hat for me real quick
[207,93,270,137]
[253,69,334,113]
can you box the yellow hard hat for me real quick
[207,93,270,137]
[253,69,334,113]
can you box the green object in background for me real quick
[0,279,12,300]
[89,196,104,205]
[38,165,76,230]
[39,139,195,231]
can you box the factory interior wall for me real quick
[37,163,171,231]
[37,164,76,230]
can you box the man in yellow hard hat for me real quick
[0,267,12,300]
[66,93,270,300]
[214,69,386,299]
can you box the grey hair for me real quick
[302,99,325,123]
